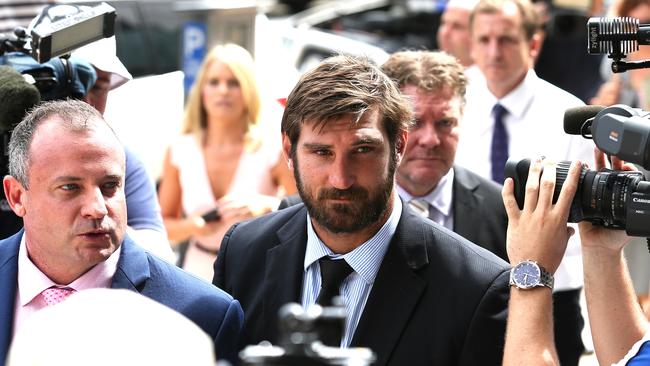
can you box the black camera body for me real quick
[505,159,650,237]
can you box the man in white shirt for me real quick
[381,50,508,261]
[455,0,594,364]
[437,0,479,68]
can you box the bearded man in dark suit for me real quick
[214,55,510,366]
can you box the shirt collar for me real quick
[18,234,121,306]
[304,193,402,285]
[498,69,536,120]
[396,168,454,217]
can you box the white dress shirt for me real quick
[456,69,594,291]
[396,168,455,231]
[301,194,402,347]
[13,234,121,335]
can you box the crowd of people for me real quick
[2,0,650,365]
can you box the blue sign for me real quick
[182,21,207,95]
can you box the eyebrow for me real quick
[302,137,382,150]
[52,174,123,183]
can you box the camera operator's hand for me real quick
[502,158,582,272]
[502,158,581,366]
[577,148,648,366]
[578,148,634,253]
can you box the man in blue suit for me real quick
[0,99,243,365]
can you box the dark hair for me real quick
[381,50,468,103]
[9,99,114,188]
[280,55,412,154]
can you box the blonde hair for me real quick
[182,43,261,145]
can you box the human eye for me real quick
[60,183,80,192]
[411,118,423,130]
[207,78,219,87]
[354,145,374,154]
[436,119,456,133]
[102,180,122,196]
[313,148,332,156]
[227,79,240,88]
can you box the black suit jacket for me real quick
[453,166,509,261]
[214,200,510,366]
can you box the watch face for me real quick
[512,261,541,289]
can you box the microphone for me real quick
[588,17,650,56]
[0,65,41,132]
[563,105,604,135]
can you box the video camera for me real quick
[239,302,375,366]
[504,16,650,238]
[0,2,116,102]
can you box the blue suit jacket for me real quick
[0,231,244,365]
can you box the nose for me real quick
[328,155,355,190]
[417,122,441,147]
[80,188,108,220]
[486,39,501,60]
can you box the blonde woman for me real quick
[158,43,296,281]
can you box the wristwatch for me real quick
[509,260,554,290]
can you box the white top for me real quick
[301,195,402,347]
[456,69,594,291]
[169,133,284,280]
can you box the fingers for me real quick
[523,158,543,212]
[554,161,581,219]
[593,147,607,170]
[536,159,557,211]
[502,178,521,222]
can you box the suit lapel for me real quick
[453,166,484,244]
[350,206,428,366]
[262,208,308,339]
[110,237,151,292]
[0,232,21,363]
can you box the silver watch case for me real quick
[509,260,554,290]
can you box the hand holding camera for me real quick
[503,158,582,273]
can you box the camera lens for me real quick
[505,158,645,229]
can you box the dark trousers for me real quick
[553,288,585,366]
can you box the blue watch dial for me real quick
[513,261,541,288]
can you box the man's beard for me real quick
[293,151,397,234]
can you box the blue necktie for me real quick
[491,103,509,183]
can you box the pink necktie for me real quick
[41,286,76,306]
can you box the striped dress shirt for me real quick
[300,195,402,347]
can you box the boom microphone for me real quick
[0,65,41,132]
[563,105,604,135]
[588,17,650,56]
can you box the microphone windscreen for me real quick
[564,105,604,135]
[0,66,41,132]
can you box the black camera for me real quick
[239,302,375,366]
[0,2,116,101]
[505,158,650,237]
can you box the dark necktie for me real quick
[316,257,353,306]
[491,103,509,184]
